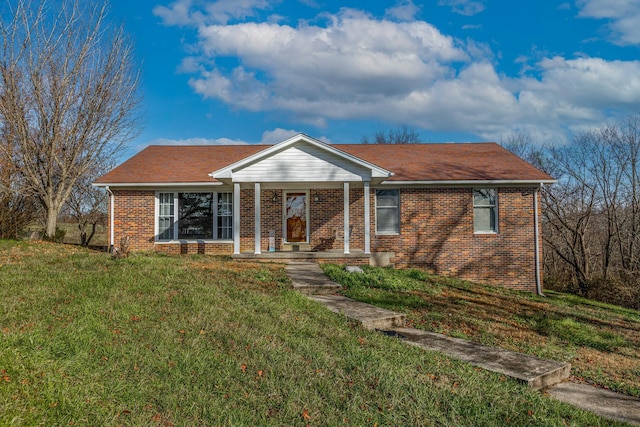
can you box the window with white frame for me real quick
[217,192,233,240]
[473,189,498,233]
[158,193,175,240]
[156,192,233,241]
[376,189,400,234]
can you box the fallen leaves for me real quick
[151,412,174,426]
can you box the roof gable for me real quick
[211,134,392,182]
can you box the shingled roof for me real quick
[94,142,554,185]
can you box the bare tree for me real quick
[361,125,420,144]
[63,175,108,247]
[538,116,640,306]
[0,0,141,239]
[501,125,640,307]
[499,130,561,177]
[0,124,40,239]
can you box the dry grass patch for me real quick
[323,264,640,398]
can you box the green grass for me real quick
[0,242,627,425]
[322,264,640,399]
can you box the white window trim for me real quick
[375,189,400,235]
[155,191,234,243]
[217,192,234,241]
[473,188,499,234]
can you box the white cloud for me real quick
[438,0,485,16]
[385,0,421,21]
[159,4,640,145]
[144,129,329,148]
[513,57,640,135]
[149,137,250,145]
[259,128,302,144]
[298,0,320,7]
[202,0,274,24]
[153,0,197,26]
[191,10,468,117]
[577,0,640,45]
[153,0,274,26]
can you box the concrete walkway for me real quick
[286,262,640,425]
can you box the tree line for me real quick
[504,116,640,309]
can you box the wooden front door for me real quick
[285,192,307,242]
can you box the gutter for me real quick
[534,185,544,296]
[105,185,115,252]
[381,179,558,186]
[93,182,223,188]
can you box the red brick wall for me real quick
[239,188,255,252]
[309,188,344,251]
[111,186,542,291]
[110,189,232,255]
[260,190,282,251]
[111,189,156,252]
[370,187,541,292]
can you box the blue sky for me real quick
[108,0,640,154]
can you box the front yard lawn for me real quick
[0,241,628,425]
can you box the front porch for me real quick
[209,134,393,258]
[233,249,394,267]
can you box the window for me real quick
[376,189,400,234]
[158,193,175,240]
[178,193,213,239]
[473,189,498,233]
[156,192,233,241]
[217,192,233,240]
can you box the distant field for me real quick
[24,222,108,248]
[0,241,621,426]
[323,264,640,399]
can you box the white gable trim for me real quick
[210,133,392,181]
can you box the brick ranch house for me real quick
[94,134,555,293]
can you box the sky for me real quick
[107,0,640,155]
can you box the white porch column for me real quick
[344,181,350,254]
[233,182,241,255]
[364,181,370,254]
[254,182,261,254]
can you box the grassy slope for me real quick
[0,242,626,426]
[322,264,640,399]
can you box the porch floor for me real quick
[232,249,371,264]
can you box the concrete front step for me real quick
[391,327,571,390]
[285,262,343,295]
[308,295,407,330]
